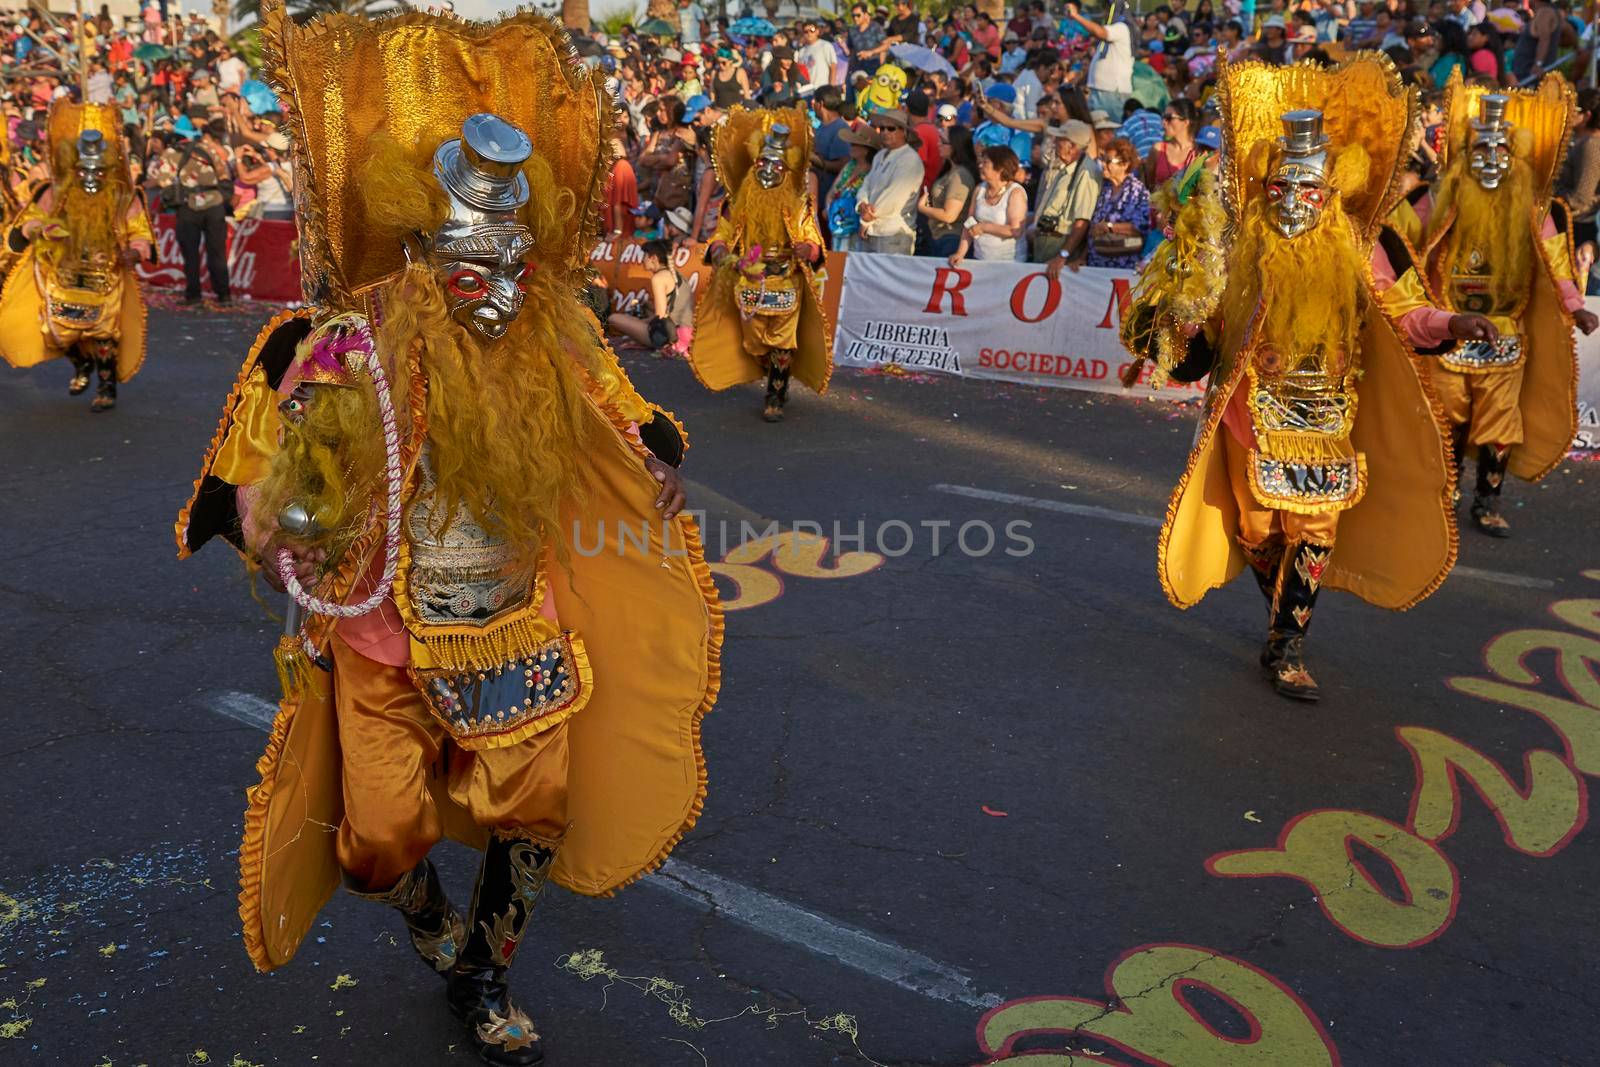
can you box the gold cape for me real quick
[1156,301,1457,611]
[175,311,722,972]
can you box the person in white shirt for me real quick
[1065,1,1133,118]
[217,46,249,94]
[856,109,925,254]
[1011,52,1058,121]
[795,20,836,95]
[86,63,112,105]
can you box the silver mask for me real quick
[1265,110,1330,239]
[1468,94,1512,190]
[75,129,109,195]
[753,124,791,189]
[413,114,537,340]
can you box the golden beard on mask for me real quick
[252,372,387,563]
[377,265,592,570]
[49,178,126,271]
[1223,194,1369,369]
[1429,154,1534,315]
[730,179,797,252]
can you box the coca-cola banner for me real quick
[135,213,302,303]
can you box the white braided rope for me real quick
[276,321,404,655]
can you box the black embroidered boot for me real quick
[762,351,793,423]
[89,352,117,413]
[1470,444,1512,538]
[349,859,465,978]
[1261,541,1329,702]
[67,346,93,396]
[1240,535,1285,613]
[447,832,559,1066]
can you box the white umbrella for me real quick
[889,43,958,78]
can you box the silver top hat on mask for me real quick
[1468,94,1513,189]
[753,123,791,189]
[1276,109,1330,182]
[1266,109,1332,238]
[417,113,539,340]
[75,128,109,194]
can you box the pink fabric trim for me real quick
[1398,306,1457,349]
[1413,193,1432,230]
[1371,242,1456,349]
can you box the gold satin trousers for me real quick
[330,633,571,893]
[1432,364,1525,449]
[1222,429,1341,549]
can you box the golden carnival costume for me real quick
[173,6,722,1062]
[690,105,833,422]
[1419,75,1595,538]
[1128,55,1493,701]
[0,101,152,412]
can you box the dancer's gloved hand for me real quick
[250,522,327,594]
[705,241,730,266]
[793,241,820,264]
[644,456,687,520]
[1447,313,1498,343]
[1574,308,1600,335]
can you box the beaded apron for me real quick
[399,450,588,750]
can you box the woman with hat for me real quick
[828,122,882,251]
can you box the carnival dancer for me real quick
[174,6,722,1063]
[1133,56,1496,702]
[1420,76,1598,538]
[689,106,833,422]
[0,101,151,412]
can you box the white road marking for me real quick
[1449,565,1556,590]
[655,859,1002,1010]
[931,482,1161,528]
[204,689,1001,1010]
[930,483,1558,590]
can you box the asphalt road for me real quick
[2,303,1598,1067]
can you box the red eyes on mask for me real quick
[1265,180,1325,207]
[447,262,536,299]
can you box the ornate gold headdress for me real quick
[256,0,616,305]
[1439,70,1573,206]
[1217,51,1418,238]
[713,106,813,197]
[45,99,124,173]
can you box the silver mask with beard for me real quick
[1264,110,1331,239]
[404,114,537,341]
[75,129,109,195]
[753,124,791,189]
[1468,94,1512,190]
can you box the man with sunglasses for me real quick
[847,5,887,75]
[797,20,836,95]
[856,108,924,254]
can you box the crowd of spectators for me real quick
[6,0,1598,305]
[598,0,1599,274]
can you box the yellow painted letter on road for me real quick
[1399,726,1584,857]
[1207,810,1457,948]
[977,944,1338,1065]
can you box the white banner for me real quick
[830,254,1207,400]
[1576,297,1600,452]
